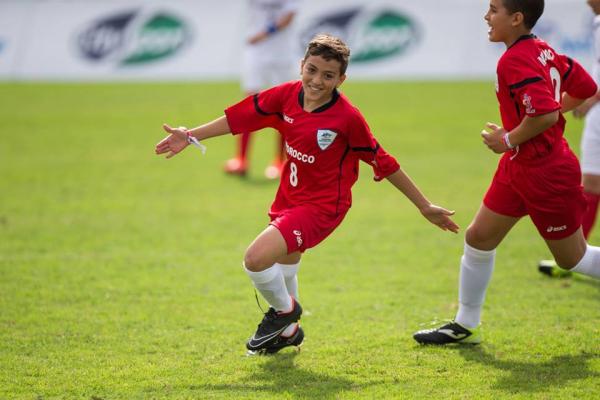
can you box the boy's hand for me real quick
[420,204,459,233]
[481,122,509,153]
[572,97,598,119]
[155,124,189,158]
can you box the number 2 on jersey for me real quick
[549,67,561,102]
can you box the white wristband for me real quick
[502,132,515,150]
[186,130,207,155]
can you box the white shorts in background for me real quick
[581,103,600,176]
[241,47,295,94]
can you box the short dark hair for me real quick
[303,34,351,75]
[502,0,544,29]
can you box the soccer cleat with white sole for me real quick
[413,321,481,345]
[246,298,302,352]
[247,326,305,356]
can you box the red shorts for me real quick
[483,146,586,240]
[269,206,347,253]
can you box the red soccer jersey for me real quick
[496,35,597,161]
[225,80,400,216]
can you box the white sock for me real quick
[278,262,300,300]
[244,263,292,312]
[571,245,600,278]
[455,242,496,329]
[276,262,300,337]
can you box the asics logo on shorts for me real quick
[293,229,303,247]
[285,142,315,164]
[546,225,567,233]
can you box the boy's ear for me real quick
[299,59,305,75]
[511,11,524,27]
[336,74,347,88]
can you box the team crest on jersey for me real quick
[316,129,337,150]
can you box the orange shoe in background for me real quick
[224,157,248,177]
[264,159,284,180]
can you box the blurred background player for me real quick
[224,0,300,179]
[538,0,600,277]
[413,0,599,345]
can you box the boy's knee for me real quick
[244,248,268,271]
[465,225,495,251]
[243,252,260,272]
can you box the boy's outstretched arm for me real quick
[386,169,459,233]
[155,116,231,159]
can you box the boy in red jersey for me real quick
[156,34,459,354]
[414,0,600,345]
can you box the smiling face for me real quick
[484,0,517,44]
[300,55,346,110]
[484,0,530,47]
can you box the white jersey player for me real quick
[538,0,600,277]
[224,0,301,179]
[575,1,600,240]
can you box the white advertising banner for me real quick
[0,0,594,80]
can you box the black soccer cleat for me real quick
[413,321,481,345]
[263,326,304,354]
[246,298,302,352]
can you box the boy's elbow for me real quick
[543,110,559,127]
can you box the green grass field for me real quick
[1,81,599,399]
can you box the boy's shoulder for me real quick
[336,91,366,119]
[498,35,554,71]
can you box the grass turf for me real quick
[0,81,599,399]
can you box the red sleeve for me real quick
[501,56,560,117]
[562,56,598,100]
[348,109,400,181]
[224,85,284,135]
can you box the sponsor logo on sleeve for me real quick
[523,93,536,114]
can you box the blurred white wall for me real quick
[0,0,594,80]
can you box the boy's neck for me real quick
[504,28,532,48]
[303,95,333,112]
